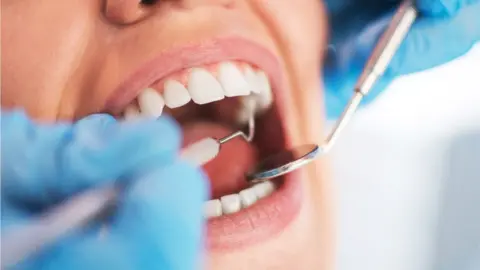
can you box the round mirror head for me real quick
[246,144,320,183]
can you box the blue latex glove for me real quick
[1,110,209,270]
[324,0,480,118]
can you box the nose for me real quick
[104,0,235,25]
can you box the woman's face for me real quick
[2,0,332,269]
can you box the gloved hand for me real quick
[323,0,480,118]
[1,110,209,270]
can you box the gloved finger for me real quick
[46,242,134,270]
[22,233,136,270]
[329,2,480,77]
[1,110,182,205]
[113,160,209,270]
[416,0,479,17]
[0,200,31,228]
[389,1,480,74]
[323,11,395,118]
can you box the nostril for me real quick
[139,0,158,6]
[104,0,155,25]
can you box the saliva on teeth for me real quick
[122,61,273,123]
[204,180,276,218]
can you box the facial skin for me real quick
[2,0,333,269]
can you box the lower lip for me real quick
[206,172,303,250]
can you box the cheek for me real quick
[251,0,328,145]
[253,0,327,76]
[1,1,99,120]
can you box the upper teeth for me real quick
[163,80,191,108]
[218,62,251,97]
[122,62,273,121]
[137,87,165,116]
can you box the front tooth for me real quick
[163,79,191,108]
[239,188,258,208]
[204,199,223,218]
[244,66,260,94]
[255,71,273,110]
[220,194,241,214]
[253,181,275,199]
[218,62,250,97]
[137,88,165,117]
[124,104,142,120]
[188,68,224,104]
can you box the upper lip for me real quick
[105,36,284,112]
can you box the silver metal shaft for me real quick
[320,0,417,153]
[218,98,256,144]
[355,0,417,95]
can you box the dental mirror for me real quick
[244,0,417,184]
[246,144,320,183]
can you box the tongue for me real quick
[181,122,258,199]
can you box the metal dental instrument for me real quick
[246,0,417,183]
[179,100,256,165]
[1,101,256,268]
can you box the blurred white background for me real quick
[330,43,480,270]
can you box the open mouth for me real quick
[108,38,303,250]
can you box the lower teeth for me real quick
[204,181,276,218]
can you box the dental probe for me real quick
[1,102,256,268]
[246,0,417,183]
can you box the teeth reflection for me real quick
[235,96,255,124]
[244,66,260,94]
[255,71,273,111]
